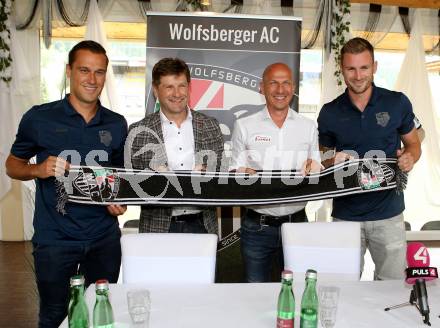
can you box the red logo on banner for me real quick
[189,79,224,109]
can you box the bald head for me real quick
[260,62,295,114]
[262,63,293,83]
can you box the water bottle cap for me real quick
[305,269,317,280]
[281,270,293,280]
[70,275,85,286]
[95,279,109,290]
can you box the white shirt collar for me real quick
[159,106,193,125]
[262,106,297,121]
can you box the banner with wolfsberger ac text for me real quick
[145,12,302,136]
[145,12,302,282]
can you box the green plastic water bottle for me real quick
[276,270,295,328]
[300,269,318,328]
[93,279,114,328]
[68,275,89,328]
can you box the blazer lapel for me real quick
[192,110,204,153]
[150,112,168,167]
[151,112,164,141]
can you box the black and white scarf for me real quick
[56,158,406,212]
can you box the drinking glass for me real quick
[318,286,340,328]
[127,289,151,326]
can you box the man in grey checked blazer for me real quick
[126,58,224,234]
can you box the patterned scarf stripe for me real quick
[56,158,404,211]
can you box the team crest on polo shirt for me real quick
[357,159,395,190]
[73,167,120,202]
[99,130,112,147]
[375,112,390,127]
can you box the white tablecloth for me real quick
[60,280,440,327]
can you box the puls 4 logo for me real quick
[414,246,429,265]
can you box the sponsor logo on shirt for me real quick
[55,127,68,133]
[254,135,271,142]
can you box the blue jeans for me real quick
[33,232,121,328]
[240,209,307,282]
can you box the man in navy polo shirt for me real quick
[318,37,421,280]
[6,40,127,327]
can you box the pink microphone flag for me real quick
[406,242,438,284]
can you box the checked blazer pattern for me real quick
[126,110,224,234]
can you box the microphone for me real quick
[405,242,438,326]
[406,242,438,283]
[384,242,438,326]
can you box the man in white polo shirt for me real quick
[230,63,321,282]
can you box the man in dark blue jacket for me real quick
[6,40,127,327]
[318,37,421,280]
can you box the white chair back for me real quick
[281,222,361,282]
[121,233,218,284]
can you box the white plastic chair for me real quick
[121,233,218,284]
[281,222,361,282]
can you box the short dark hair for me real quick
[340,37,374,63]
[68,40,109,66]
[152,58,191,86]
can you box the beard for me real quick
[346,77,373,95]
